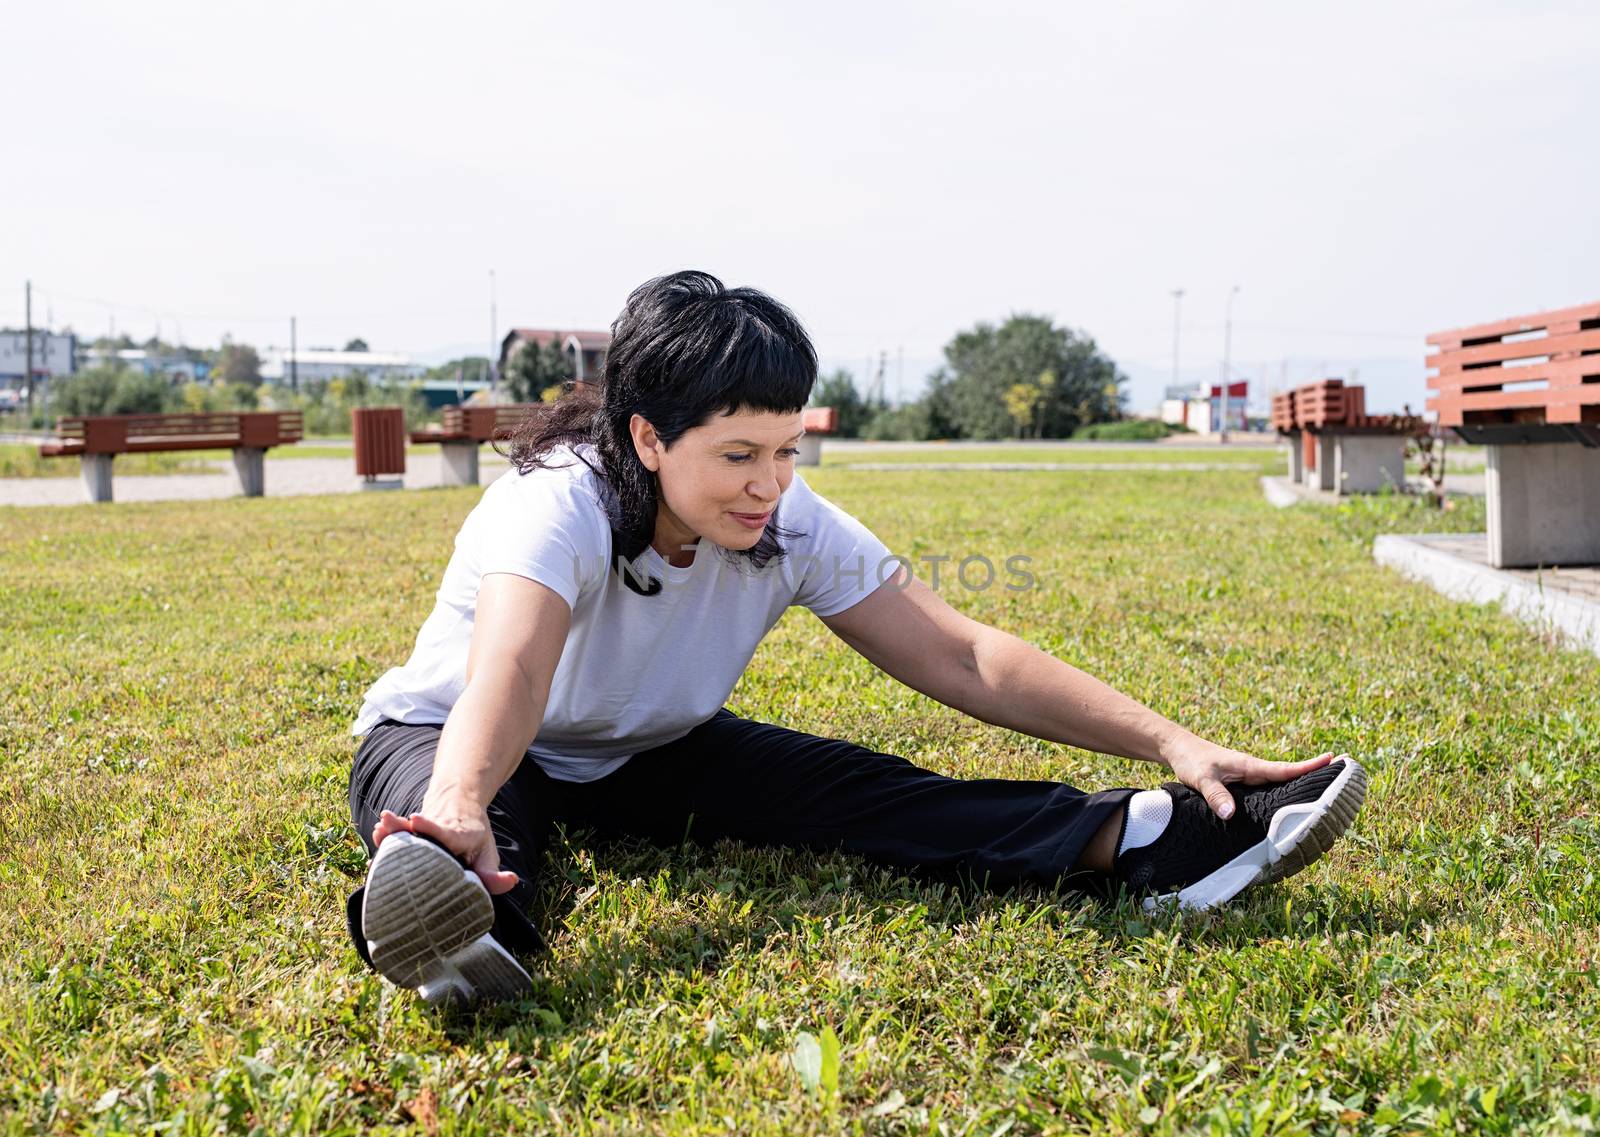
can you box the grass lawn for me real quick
[2,469,1596,1133]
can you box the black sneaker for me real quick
[356,831,533,1006]
[1112,756,1368,912]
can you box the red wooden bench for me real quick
[797,406,837,466]
[1426,302,1600,567]
[39,411,303,503]
[408,404,544,486]
[1272,380,1424,494]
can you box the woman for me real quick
[345,270,1366,1006]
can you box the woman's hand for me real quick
[371,797,520,895]
[1163,737,1341,820]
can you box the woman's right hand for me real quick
[372,799,520,895]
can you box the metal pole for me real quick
[489,269,498,399]
[290,316,298,392]
[1221,285,1240,442]
[1169,289,1184,425]
[24,281,34,418]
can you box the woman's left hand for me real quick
[1163,737,1340,820]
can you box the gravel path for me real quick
[0,454,513,507]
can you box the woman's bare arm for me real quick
[372,572,571,890]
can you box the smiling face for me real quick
[629,407,806,563]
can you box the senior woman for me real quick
[344,270,1366,1006]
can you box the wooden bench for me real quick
[39,411,303,503]
[1427,301,1600,567]
[797,406,836,466]
[408,404,543,486]
[1273,379,1425,494]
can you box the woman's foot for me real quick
[1111,756,1367,911]
[357,831,533,1006]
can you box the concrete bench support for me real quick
[232,448,266,497]
[1485,442,1600,568]
[1311,435,1337,491]
[440,440,481,486]
[1334,435,1406,495]
[81,454,114,503]
[1286,433,1304,483]
[796,435,823,467]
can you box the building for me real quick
[259,348,425,386]
[0,330,76,387]
[499,329,612,386]
[82,347,211,384]
[1160,381,1247,433]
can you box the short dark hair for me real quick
[500,270,817,577]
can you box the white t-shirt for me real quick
[350,442,896,781]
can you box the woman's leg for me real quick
[346,719,555,961]
[556,708,1137,896]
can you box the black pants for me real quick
[347,708,1137,960]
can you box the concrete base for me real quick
[1485,442,1600,568]
[81,453,114,503]
[1286,436,1304,484]
[440,441,481,486]
[796,434,823,467]
[359,477,404,491]
[231,448,266,497]
[1334,435,1406,495]
[1310,435,1337,491]
[1375,532,1600,658]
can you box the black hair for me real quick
[498,270,816,585]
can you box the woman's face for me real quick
[631,407,805,555]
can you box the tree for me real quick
[503,339,572,403]
[938,314,1126,439]
[343,337,370,353]
[218,343,261,386]
[808,369,881,438]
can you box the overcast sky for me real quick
[6,1,1596,411]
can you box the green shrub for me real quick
[1071,419,1171,441]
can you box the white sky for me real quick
[6,0,1596,411]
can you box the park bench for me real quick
[797,406,837,466]
[38,411,303,503]
[1273,379,1424,494]
[1426,301,1600,567]
[408,404,542,486]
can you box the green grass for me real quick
[0,444,217,479]
[2,471,1597,1133]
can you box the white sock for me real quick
[1117,789,1173,855]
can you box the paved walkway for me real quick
[2,454,1280,508]
[1261,473,1485,508]
[833,461,1261,472]
[0,454,514,507]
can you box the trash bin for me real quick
[352,406,406,486]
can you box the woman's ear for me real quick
[629,413,661,472]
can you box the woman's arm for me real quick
[821,567,1335,818]
[371,572,572,889]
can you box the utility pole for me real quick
[1169,289,1185,392]
[24,281,34,418]
[290,316,298,392]
[1221,285,1240,442]
[489,269,498,399]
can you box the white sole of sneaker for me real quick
[1143,757,1368,913]
[360,831,532,1006]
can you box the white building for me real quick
[260,348,425,386]
[0,330,76,385]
